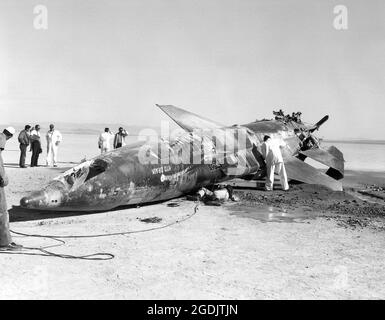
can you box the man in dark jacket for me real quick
[0,127,22,250]
[18,125,31,168]
[30,124,42,167]
[113,127,128,149]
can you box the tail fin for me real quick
[156,104,224,132]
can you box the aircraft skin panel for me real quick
[299,146,344,179]
[283,153,343,191]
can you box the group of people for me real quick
[273,109,302,123]
[18,124,63,168]
[1,124,63,250]
[98,127,128,153]
[16,124,128,169]
[0,124,62,250]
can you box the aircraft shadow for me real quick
[9,198,184,223]
[9,206,99,222]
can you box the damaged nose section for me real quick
[20,191,46,208]
[20,181,66,210]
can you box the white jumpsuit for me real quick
[46,130,62,166]
[98,132,114,154]
[261,138,289,191]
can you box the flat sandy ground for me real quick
[1,151,385,299]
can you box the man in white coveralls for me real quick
[98,127,114,153]
[46,124,63,167]
[261,135,289,191]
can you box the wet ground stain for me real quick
[226,204,316,223]
[221,184,385,230]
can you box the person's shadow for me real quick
[3,162,73,170]
[3,162,20,168]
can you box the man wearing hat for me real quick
[0,127,21,250]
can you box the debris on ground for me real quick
[139,217,162,223]
[357,184,385,201]
[187,185,240,206]
[167,203,180,207]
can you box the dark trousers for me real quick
[19,144,27,167]
[31,141,41,167]
[115,142,122,149]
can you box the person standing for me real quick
[261,135,289,191]
[113,127,128,149]
[98,128,114,154]
[46,124,63,167]
[30,125,42,167]
[18,125,31,168]
[0,127,21,250]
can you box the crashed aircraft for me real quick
[20,105,344,211]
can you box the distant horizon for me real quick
[1,120,384,143]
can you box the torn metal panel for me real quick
[283,153,343,191]
[299,146,344,180]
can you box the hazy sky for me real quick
[0,0,384,139]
